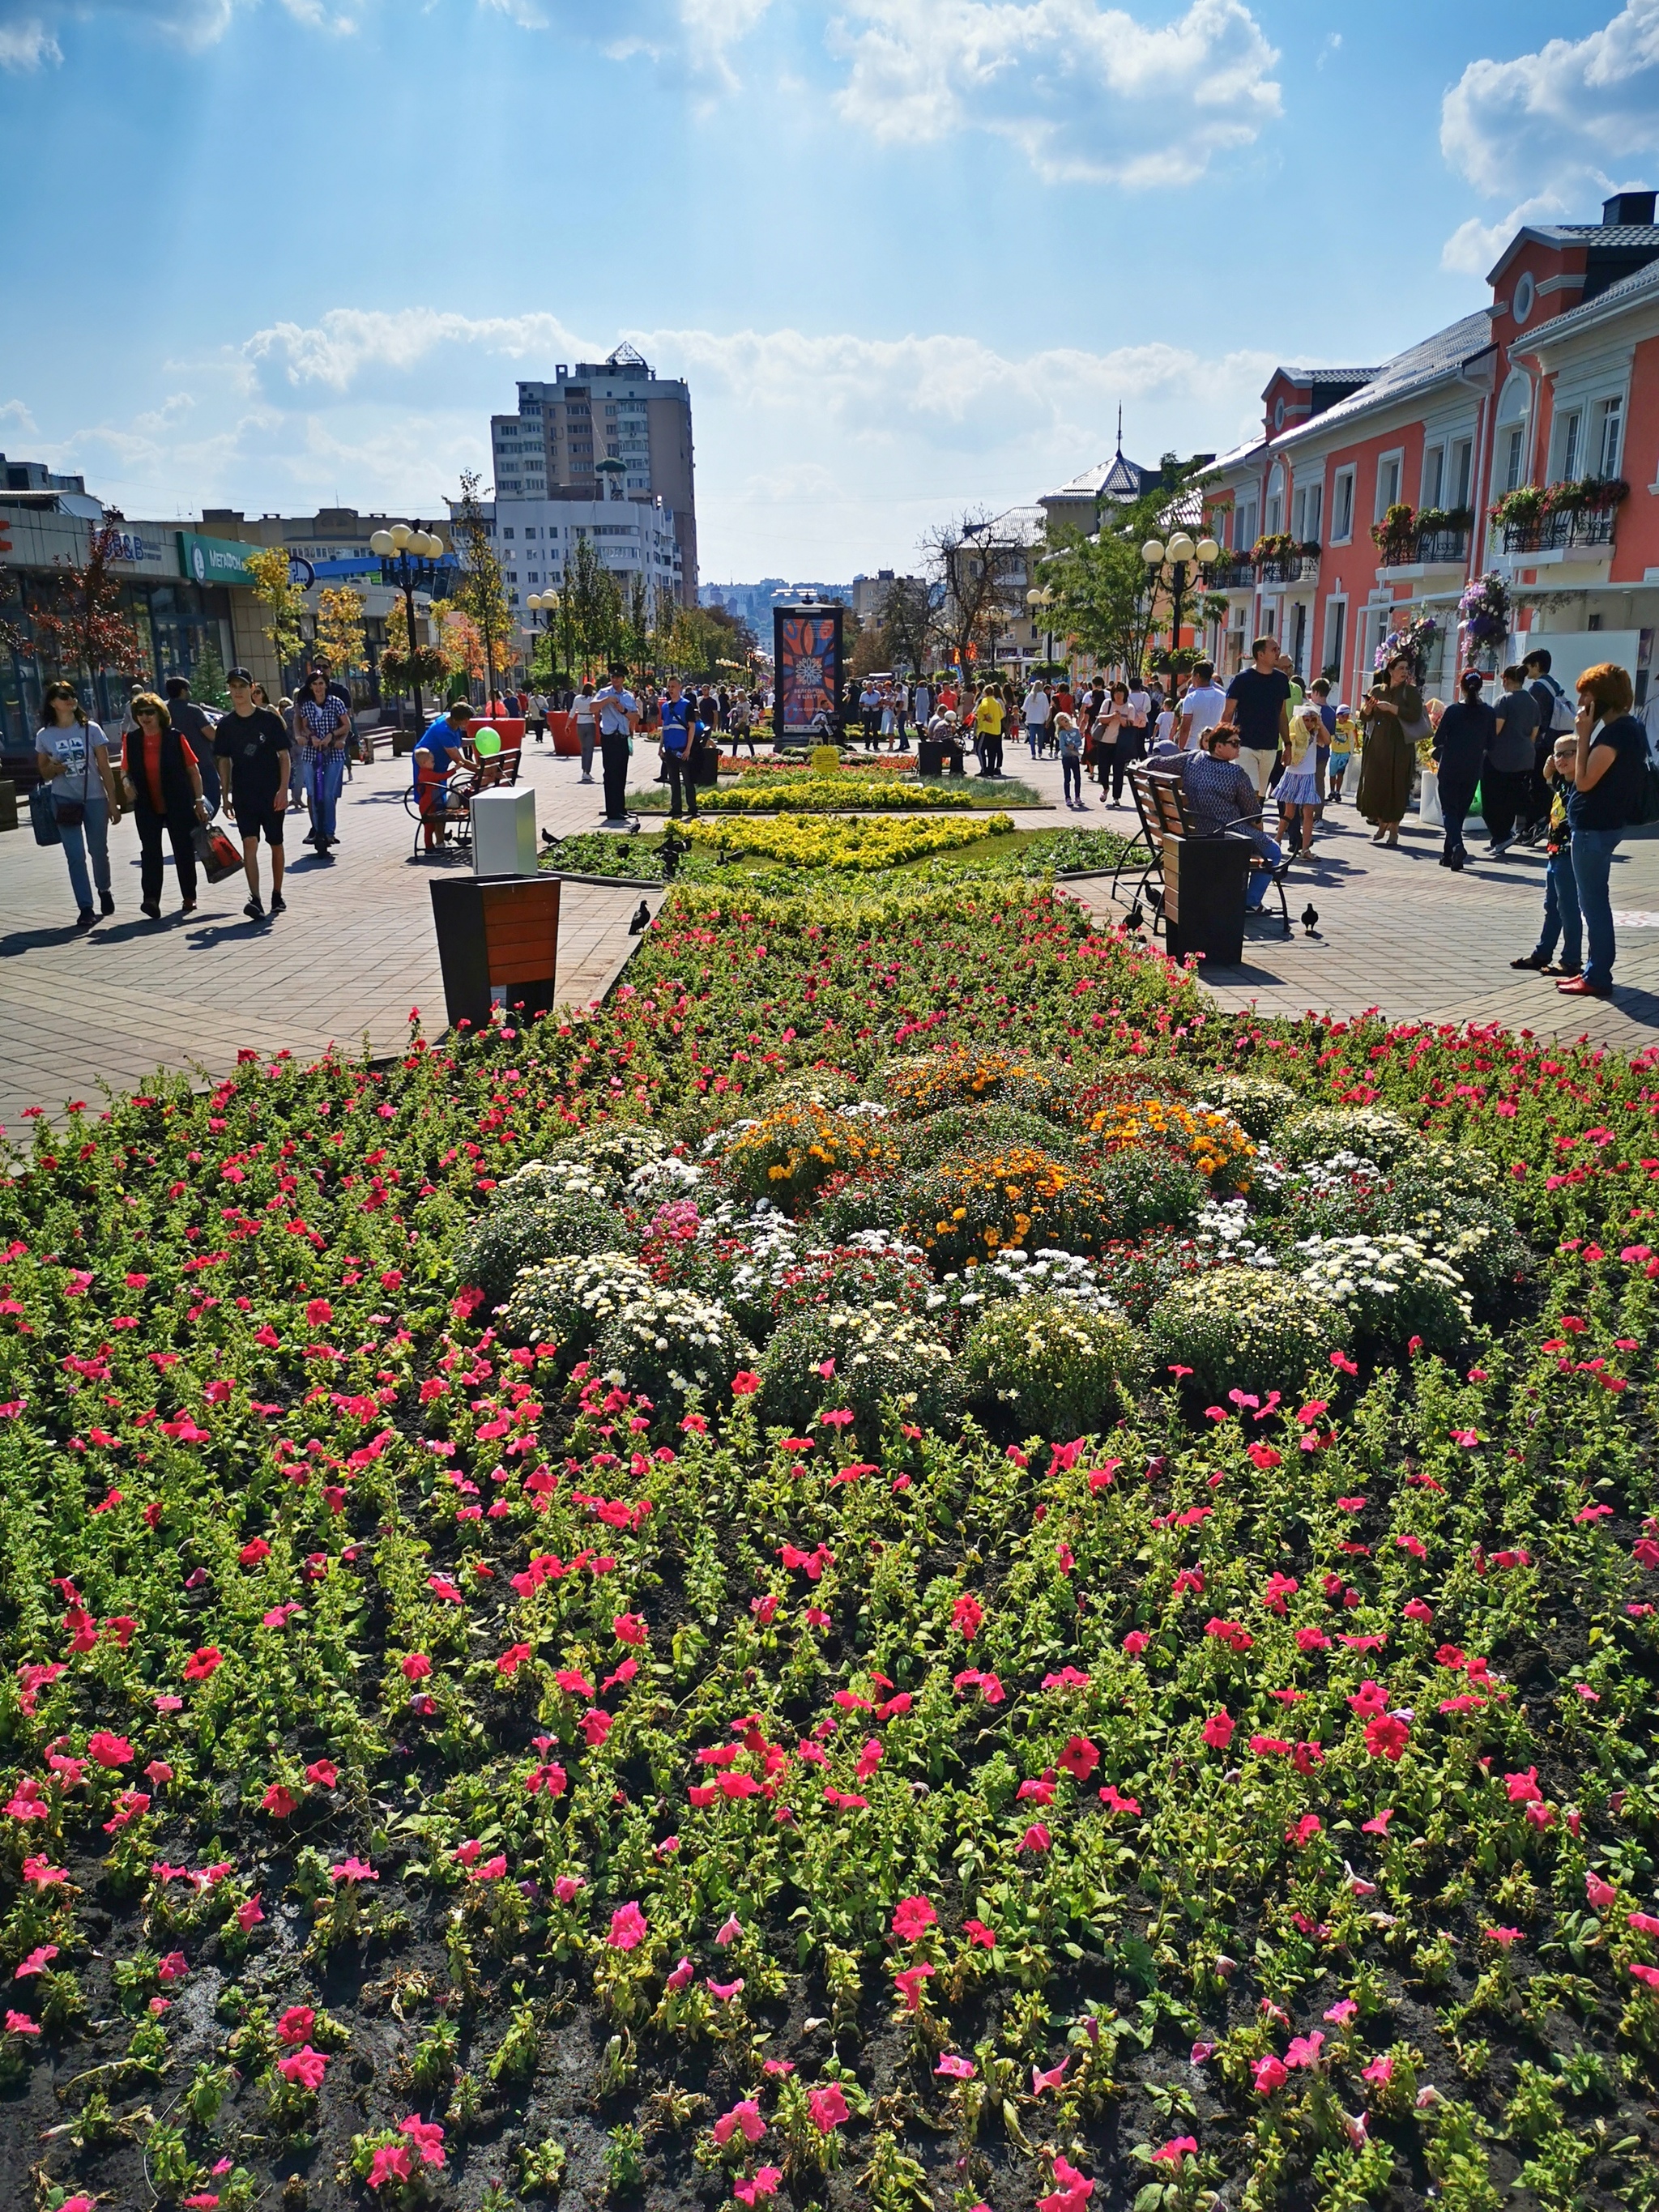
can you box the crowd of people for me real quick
[32,654,370,929]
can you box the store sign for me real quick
[108,530,151,563]
[176,531,258,588]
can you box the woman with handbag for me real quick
[35,680,124,930]
[121,692,210,918]
[1357,653,1423,847]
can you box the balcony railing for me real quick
[1205,555,1256,589]
[1255,551,1319,583]
[1406,525,1468,565]
[1500,506,1618,556]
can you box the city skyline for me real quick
[2,1,1657,575]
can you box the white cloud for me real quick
[0,14,60,62]
[0,398,41,434]
[830,0,1280,186]
[1440,0,1659,203]
[0,0,361,69]
[20,305,1292,571]
[1439,193,1569,275]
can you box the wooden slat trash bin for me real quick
[430,874,561,1030]
[1162,834,1250,965]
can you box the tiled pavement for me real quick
[6,734,1659,1132]
[1060,781,1659,1053]
[0,743,661,1132]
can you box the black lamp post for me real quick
[369,521,443,728]
[1141,529,1222,673]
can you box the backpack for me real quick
[1536,674,1576,735]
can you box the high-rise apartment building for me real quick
[490,343,697,605]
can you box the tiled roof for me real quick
[1527,223,1659,250]
[1276,367,1379,386]
[1529,248,1659,332]
[1044,452,1152,501]
[1270,309,1494,447]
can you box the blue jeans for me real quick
[1247,835,1283,911]
[1570,827,1621,987]
[1061,755,1081,804]
[1531,847,1582,969]
[309,749,346,840]
[56,790,111,914]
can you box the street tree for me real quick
[921,511,1026,680]
[1036,454,1217,677]
[313,586,367,684]
[27,516,147,695]
[450,471,514,701]
[245,546,308,691]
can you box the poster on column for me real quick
[773,605,843,743]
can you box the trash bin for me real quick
[1162,834,1250,965]
[471,787,537,878]
[429,874,562,1029]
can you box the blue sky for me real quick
[3,0,1658,578]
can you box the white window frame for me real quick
[1303,482,1322,544]
[1596,394,1624,479]
[1322,594,1348,685]
[1421,444,1445,509]
[1450,437,1474,510]
[1236,497,1258,550]
[1557,408,1583,483]
[1330,467,1356,543]
[1374,450,1404,518]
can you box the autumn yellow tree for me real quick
[313,586,366,683]
[245,547,309,692]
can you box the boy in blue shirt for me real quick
[659,678,699,820]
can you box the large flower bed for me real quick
[680,815,1015,872]
[2,876,1659,2212]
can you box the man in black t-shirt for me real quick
[1220,636,1292,797]
[215,668,292,920]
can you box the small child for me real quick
[1327,708,1358,801]
[1055,711,1085,808]
[1510,735,1581,978]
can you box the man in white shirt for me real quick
[1177,659,1230,752]
[1022,681,1050,760]
[592,665,638,827]
[912,679,932,730]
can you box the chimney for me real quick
[1602,190,1657,226]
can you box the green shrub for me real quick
[1148,1265,1348,1398]
[1295,1233,1473,1352]
[1090,1145,1206,1239]
[1275,1105,1416,1170]
[897,1103,1074,1169]
[1372,1190,1529,1303]
[546,1122,670,1196]
[961,1296,1141,1437]
[812,1170,906,1246]
[759,1302,962,1433]
[591,1284,751,1412]
[500,1252,655,1353]
[1198,1073,1300,1139]
[454,1191,623,1306]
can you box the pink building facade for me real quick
[1201,191,1659,706]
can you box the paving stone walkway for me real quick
[0,743,661,1133]
[1061,781,1659,1054]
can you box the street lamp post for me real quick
[525,590,560,684]
[1140,529,1221,677]
[369,522,444,731]
[1026,584,1057,671]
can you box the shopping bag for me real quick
[193,819,244,884]
[28,782,60,847]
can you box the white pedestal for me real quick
[471,787,537,877]
[1418,768,1443,828]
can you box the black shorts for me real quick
[233,801,286,846]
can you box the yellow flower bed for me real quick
[723,1102,897,1210]
[1086,1096,1256,1192]
[683,813,1013,872]
[702,776,972,814]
